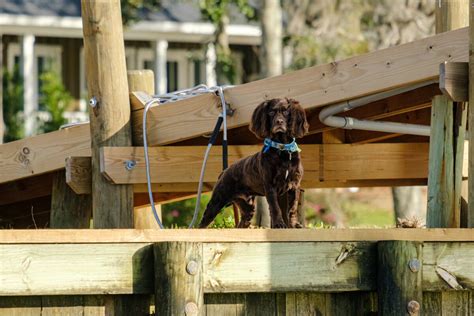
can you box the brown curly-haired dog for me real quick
[198,98,309,228]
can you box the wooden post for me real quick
[427,0,468,228]
[50,170,91,228]
[81,0,133,228]
[154,242,204,315]
[128,70,161,229]
[427,95,455,227]
[378,241,423,316]
[468,0,474,227]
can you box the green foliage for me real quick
[200,0,254,84]
[38,71,71,133]
[162,193,235,228]
[121,0,161,25]
[286,35,369,71]
[199,0,255,24]
[2,66,24,142]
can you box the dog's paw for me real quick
[291,222,304,229]
[272,221,288,229]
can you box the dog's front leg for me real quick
[287,188,303,228]
[264,185,287,228]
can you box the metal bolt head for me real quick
[89,97,98,108]
[408,258,420,273]
[407,300,420,315]
[125,160,136,171]
[184,302,198,316]
[186,260,199,275]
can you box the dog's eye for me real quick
[283,110,289,115]
[269,111,275,116]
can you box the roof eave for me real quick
[0,14,261,45]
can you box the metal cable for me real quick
[143,84,233,229]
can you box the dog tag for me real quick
[285,169,289,180]
[289,152,292,160]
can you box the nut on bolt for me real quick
[125,160,136,170]
[89,96,98,108]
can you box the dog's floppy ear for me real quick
[288,98,309,138]
[249,100,270,139]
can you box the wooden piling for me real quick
[378,241,423,316]
[81,0,133,228]
[427,95,455,227]
[154,242,204,316]
[468,0,474,227]
[127,70,161,229]
[427,0,468,228]
[50,171,91,228]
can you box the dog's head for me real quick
[249,98,309,139]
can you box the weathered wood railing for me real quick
[0,229,472,315]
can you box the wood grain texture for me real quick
[0,229,472,244]
[424,291,473,316]
[101,143,433,187]
[440,62,469,102]
[134,27,468,146]
[127,70,162,229]
[0,173,53,206]
[65,156,91,195]
[50,170,91,229]
[378,241,423,316]
[202,242,377,293]
[0,297,41,316]
[423,242,474,291]
[0,243,153,296]
[0,125,90,184]
[81,0,133,228]
[154,242,204,315]
[427,95,457,228]
[468,0,474,228]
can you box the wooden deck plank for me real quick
[202,242,377,293]
[134,27,468,146]
[0,243,153,296]
[0,229,472,244]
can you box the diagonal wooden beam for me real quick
[0,124,90,184]
[132,28,468,146]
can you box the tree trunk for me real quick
[392,186,424,224]
[260,0,283,77]
[255,0,284,227]
[215,12,232,85]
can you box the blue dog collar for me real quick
[263,138,301,154]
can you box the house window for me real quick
[7,43,62,111]
[136,48,205,92]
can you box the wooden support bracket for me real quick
[439,62,469,102]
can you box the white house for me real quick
[0,0,261,136]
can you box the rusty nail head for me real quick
[184,302,198,316]
[408,258,420,272]
[186,260,198,275]
[407,300,420,315]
